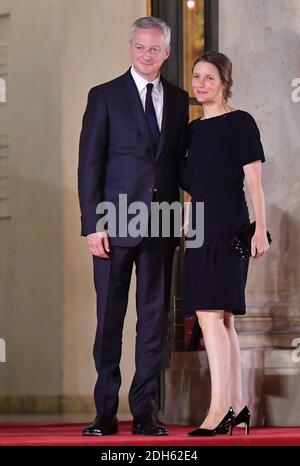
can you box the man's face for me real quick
[129,27,170,81]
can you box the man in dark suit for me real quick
[78,16,189,436]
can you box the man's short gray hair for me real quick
[129,17,171,46]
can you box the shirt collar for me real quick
[130,66,161,93]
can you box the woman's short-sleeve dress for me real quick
[182,110,265,316]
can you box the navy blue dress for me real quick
[183,110,265,316]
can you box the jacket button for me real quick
[148,187,153,193]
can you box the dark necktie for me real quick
[145,83,160,155]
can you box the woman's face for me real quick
[192,61,224,104]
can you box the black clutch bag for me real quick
[230,221,272,259]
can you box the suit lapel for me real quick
[156,77,172,160]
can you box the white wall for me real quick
[0,0,146,417]
[1,0,63,397]
[219,0,300,307]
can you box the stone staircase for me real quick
[160,303,300,426]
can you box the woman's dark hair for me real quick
[193,51,233,101]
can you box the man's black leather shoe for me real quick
[82,415,118,436]
[132,416,168,436]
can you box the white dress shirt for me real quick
[130,66,163,131]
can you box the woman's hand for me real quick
[244,162,269,259]
[251,229,270,258]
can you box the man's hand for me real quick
[87,232,110,259]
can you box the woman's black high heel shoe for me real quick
[188,407,235,437]
[230,406,250,435]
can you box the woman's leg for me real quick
[196,310,231,429]
[223,311,245,413]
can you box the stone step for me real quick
[177,332,300,351]
[160,347,300,426]
[239,332,300,349]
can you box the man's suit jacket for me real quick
[78,68,189,247]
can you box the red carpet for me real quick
[0,421,300,446]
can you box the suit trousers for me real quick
[92,236,176,419]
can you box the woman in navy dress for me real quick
[183,51,270,436]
